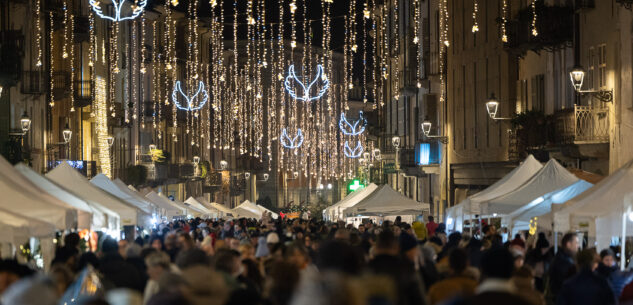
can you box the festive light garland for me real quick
[339,111,367,136]
[34,0,42,67]
[171,81,209,111]
[284,64,330,102]
[472,0,479,33]
[95,76,112,177]
[89,0,147,22]
[69,14,75,113]
[280,128,304,149]
[48,12,54,107]
[501,0,508,42]
[344,141,363,158]
[531,0,538,36]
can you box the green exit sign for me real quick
[348,179,365,193]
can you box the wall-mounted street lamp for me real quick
[391,136,401,149]
[220,160,228,170]
[20,111,31,134]
[569,65,613,102]
[485,93,512,121]
[62,123,72,143]
[106,136,115,147]
[192,155,200,165]
[421,117,449,144]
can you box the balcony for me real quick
[21,71,45,94]
[555,105,609,144]
[74,80,93,108]
[52,71,70,98]
[143,162,196,182]
[504,4,573,56]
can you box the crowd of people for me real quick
[1,214,633,305]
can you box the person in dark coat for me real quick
[98,237,144,292]
[556,248,616,305]
[367,230,427,305]
[596,248,633,299]
[548,233,578,301]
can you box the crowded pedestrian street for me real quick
[3,0,633,304]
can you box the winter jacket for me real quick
[556,268,616,305]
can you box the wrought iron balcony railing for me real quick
[555,105,609,144]
[21,71,45,94]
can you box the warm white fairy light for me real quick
[501,0,508,42]
[69,14,75,113]
[472,0,479,33]
[62,0,69,59]
[531,0,538,36]
[49,12,55,107]
[34,0,42,67]
[95,76,112,177]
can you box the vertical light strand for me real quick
[140,17,146,129]
[501,0,508,42]
[95,76,112,177]
[69,14,75,113]
[35,0,42,67]
[62,0,69,59]
[414,0,420,88]
[49,12,55,107]
[472,0,479,33]
[370,0,377,110]
[531,0,538,36]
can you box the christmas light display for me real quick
[344,141,364,158]
[171,81,209,111]
[89,0,147,22]
[339,111,367,136]
[284,64,330,102]
[280,128,304,149]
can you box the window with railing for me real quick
[598,44,607,89]
[21,71,45,94]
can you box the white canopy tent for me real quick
[47,163,138,228]
[0,206,56,245]
[446,155,543,231]
[324,183,374,221]
[233,200,263,219]
[0,157,76,230]
[145,191,185,219]
[343,185,430,217]
[14,163,118,231]
[113,178,158,215]
[91,175,154,215]
[90,174,153,228]
[502,179,593,234]
[184,197,216,218]
[326,183,378,221]
[555,159,633,254]
[482,159,579,216]
[256,204,279,219]
[196,197,234,218]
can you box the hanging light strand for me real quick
[49,12,54,107]
[69,14,75,113]
[35,0,42,67]
[472,0,479,33]
[531,0,538,36]
[501,0,508,42]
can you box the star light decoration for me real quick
[339,111,367,136]
[171,81,209,111]
[284,64,330,102]
[89,0,147,22]
[280,128,304,149]
[344,141,364,158]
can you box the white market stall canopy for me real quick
[0,157,77,230]
[482,159,579,216]
[47,162,138,227]
[446,155,543,231]
[0,206,56,245]
[554,159,633,251]
[196,197,234,218]
[502,179,593,233]
[327,183,378,221]
[233,200,263,219]
[145,191,185,219]
[91,174,154,215]
[184,197,216,217]
[113,178,158,214]
[256,204,279,219]
[14,163,115,231]
[343,185,430,217]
